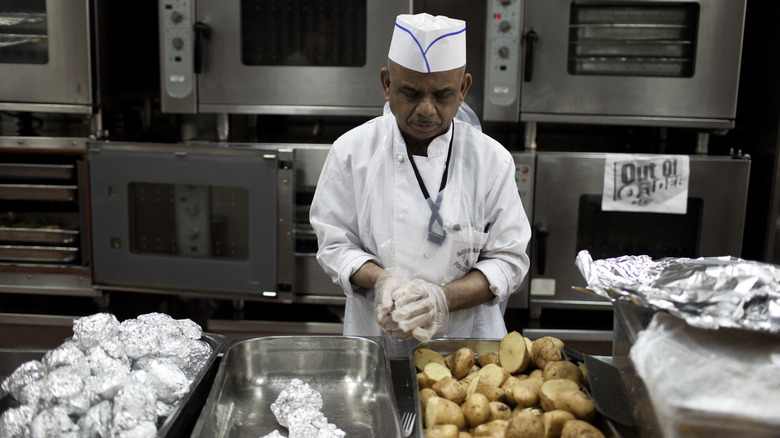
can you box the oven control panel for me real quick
[483,0,522,122]
[159,0,196,113]
[512,152,534,222]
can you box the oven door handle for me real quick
[194,21,211,74]
[534,222,549,275]
[523,30,539,82]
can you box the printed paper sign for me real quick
[602,154,690,214]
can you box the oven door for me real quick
[0,0,92,113]
[160,0,409,115]
[89,142,283,298]
[530,152,750,313]
[520,0,746,128]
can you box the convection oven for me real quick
[520,0,747,129]
[0,0,158,117]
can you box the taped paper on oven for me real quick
[575,250,780,333]
[601,154,689,214]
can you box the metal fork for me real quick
[400,411,416,437]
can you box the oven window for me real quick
[129,183,249,260]
[240,0,367,66]
[0,0,48,64]
[576,194,702,260]
[567,2,699,77]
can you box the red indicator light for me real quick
[493,14,502,19]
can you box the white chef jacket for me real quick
[310,112,531,352]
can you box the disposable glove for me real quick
[373,269,412,340]
[391,279,449,343]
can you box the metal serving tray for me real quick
[191,336,403,437]
[0,333,227,438]
[0,163,75,181]
[0,227,78,245]
[0,245,78,263]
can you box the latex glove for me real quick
[374,269,412,340]
[391,279,449,343]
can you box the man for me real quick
[310,13,530,354]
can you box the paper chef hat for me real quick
[388,13,466,73]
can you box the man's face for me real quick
[381,61,472,148]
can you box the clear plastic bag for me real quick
[630,312,780,437]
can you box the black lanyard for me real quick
[405,123,454,245]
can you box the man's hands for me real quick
[373,270,449,342]
[391,279,449,343]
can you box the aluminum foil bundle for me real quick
[575,250,780,333]
[0,311,212,436]
[269,379,346,438]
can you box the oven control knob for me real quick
[172,37,184,51]
[500,0,513,6]
[499,20,511,33]
[498,46,510,58]
[171,11,184,24]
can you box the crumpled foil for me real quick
[0,311,212,436]
[575,250,780,333]
[269,379,346,438]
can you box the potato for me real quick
[505,410,544,438]
[555,390,595,422]
[539,379,579,412]
[542,361,582,385]
[462,392,491,427]
[459,432,475,438]
[487,401,513,422]
[426,396,466,429]
[531,337,564,369]
[420,387,438,415]
[542,410,576,438]
[446,347,477,380]
[478,351,501,367]
[560,420,605,438]
[500,331,532,374]
[425,424,460,438]
[434,376,467,405]
[512,377,543,408]
[524,337,536,369]
[501,375,527,406]
[415,348,446,371]
[419,372,435,389]
[469,377,506,402]
[528,369,544,381]
[424,362,454,384]
[473,419,509,437]
[478,363,510,387]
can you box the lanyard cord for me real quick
[405,122,454,200]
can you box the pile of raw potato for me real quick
[416,332,605,438]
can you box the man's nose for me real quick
[416,97,436,116]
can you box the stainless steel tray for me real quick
[0,227,78,244]
[191,335,403,437]
[0,333,227,438]
[0,184,77,202]
[0,245,78,262]
[0,163,75,181]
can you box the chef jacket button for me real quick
[397,154,404,163]
[398,215,404,221]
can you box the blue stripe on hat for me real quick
[394,23,466,73]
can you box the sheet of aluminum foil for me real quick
[575,250,780,333]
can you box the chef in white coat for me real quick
[310,13,531,355]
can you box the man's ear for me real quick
[460,72,473,99]
[380,67,391,100]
